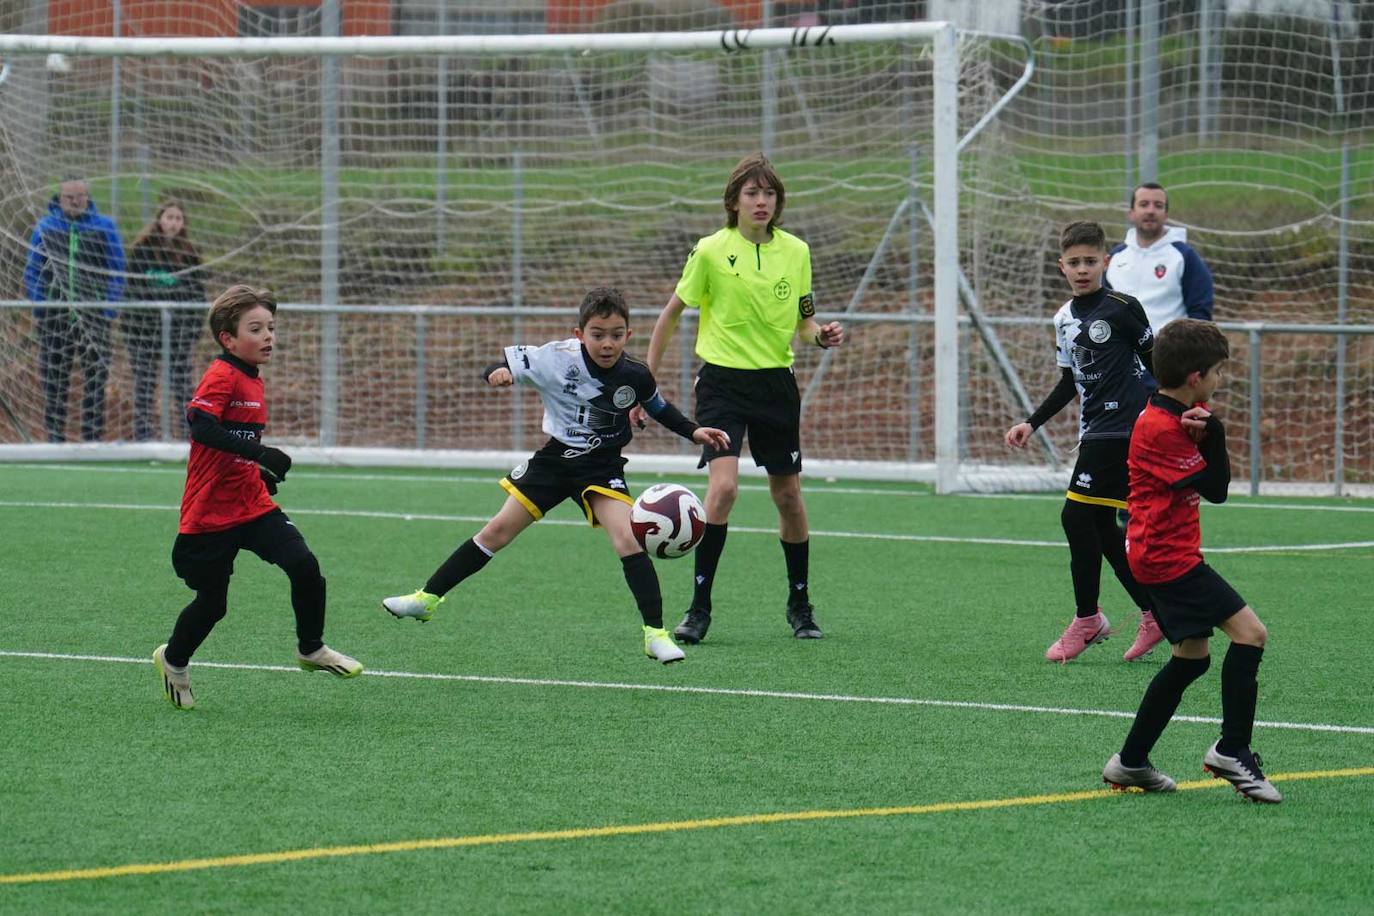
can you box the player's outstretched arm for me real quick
[800,317,844,350]
[692,426,731,451]
[1012,367,1077,448]
[482,358,513,387]
[187,407,292,489]
[1005,422,1034,449]
[645,294,688,377]
[632,296,688,429]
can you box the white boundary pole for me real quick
[931,23,960,494]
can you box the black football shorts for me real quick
[1065,438,1130,510]
[500,446,632,528]
[172,508,311,590]
[1144,562,1248,644]
[693,363,802,476]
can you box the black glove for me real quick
[260,467,278,495]
[256,446,292,485]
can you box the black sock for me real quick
[165,581,230,667]
[692,523,728,612]
[781,538,810,607]
[621,551,663,628]
[1095,508,1153,611]
[1218,643,1264,755]
[283,553,326,655]
[425,538,494,597]
[1120,655,1211,766]
[1061,501,1103,617]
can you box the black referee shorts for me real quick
[1144,562,1248,644]
[500,450,632,527]
[693,362,802,476]
[172,508,312,590]
[1065,438,1130,510]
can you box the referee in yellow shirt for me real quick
[642,153,844,642]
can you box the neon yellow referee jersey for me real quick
[674,226,813,369]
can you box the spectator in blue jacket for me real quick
[24,177,126,442]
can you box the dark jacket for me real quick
[126,240,206,304]
[24,196,126,315]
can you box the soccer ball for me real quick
[631,483,706,559]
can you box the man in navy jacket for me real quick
[1106,182,1214,335]
[24,177,126,442]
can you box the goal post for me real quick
[0,23,1039,492]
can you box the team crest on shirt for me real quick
[1154,263,1167,279]
[562,364,581,394]
[510,460,528,480]
[612,385,636,409]
[1088,320,1112,343]
[773,279,791,300]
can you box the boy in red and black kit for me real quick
[1101,318,1280,803]
[153,285,362,710]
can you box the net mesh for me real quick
[1,0,1372,491]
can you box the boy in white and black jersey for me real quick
[1006,221,1162,663]
[381,287,730,664]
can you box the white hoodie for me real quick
[1106,225,1214,333]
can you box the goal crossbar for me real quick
[0,23,949,58]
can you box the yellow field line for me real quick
[4,767,1371,887]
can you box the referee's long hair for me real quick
[723,153,785,233]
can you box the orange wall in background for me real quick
[49,0,393,38]
[545,0,762,32]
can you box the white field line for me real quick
[0,463,929,498]
[2,500,1372,554]
[9,463,1374,511]
[965,491,1374,514]
[3,649,1372,737]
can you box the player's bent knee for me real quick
[770,486,804,517]
[195,590,229,624]
[708,481,739,510]
[283,551,322,584]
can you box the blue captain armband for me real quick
[643,392,669,416]
[641,391,699,441]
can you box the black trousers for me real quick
[122,309,204,441]
[36,308,112,443]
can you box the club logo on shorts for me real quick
[773,279,791,301]
[612,385,636,409]
[510,460,528,480]
[1076,471,1093,488]
[1088,320,1112,343]
[1154,263,1167,279]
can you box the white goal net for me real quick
[0,20,1031,490]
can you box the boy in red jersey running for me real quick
[1101,318,1280,803]
[153,285,362,710]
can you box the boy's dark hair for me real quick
[209,285,277,342]
[723,152,785,231]
[1152,318,1229,388]
[578,286,629,328]
[1130,182,1168,210]
[1060,220,1107,252]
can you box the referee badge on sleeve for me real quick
[798,293,815,319]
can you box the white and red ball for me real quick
[631,483,706,559]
